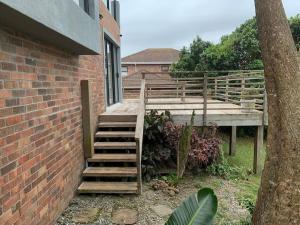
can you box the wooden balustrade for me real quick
[134,79,146,194]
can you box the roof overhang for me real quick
[0,0,101,55]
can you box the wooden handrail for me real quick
[135,79,146,194]
[135,79,146,140]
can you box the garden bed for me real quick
[55,173,256,225]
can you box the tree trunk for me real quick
[253,0,300,225]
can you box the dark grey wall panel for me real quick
[0,0,100,55]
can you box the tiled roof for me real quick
[122,48,180,63]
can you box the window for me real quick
[161,65,170,72]
[84,0,90,14]
[102,0,110,11]
[104,39,120,106]
[121,66,128,76]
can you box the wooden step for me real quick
[98,122,136,128]
[99,114,137,122]
[83,167,137,177]
[87,154,137,162]
[78,182,138,194]
[95,131,135,138]
[94,142,136,150]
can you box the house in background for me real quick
[0,0,121,224]
[121,48,179,98]
[121,48,179,76]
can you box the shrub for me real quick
[177,111,195,177]
[164,123,221,172]
[188,125,221,170]
[142,110,175,181]
[206,149,246,180]
[142,110,222,180]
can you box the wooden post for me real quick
[214,78,218,98]
[80,80,94,159]
[145,83,148,104]
[241,77,245,102]
[229,126,237,156]
[136,140,142,194]
[181,82,186,102]
[254,125,264,174]
[176,79,179,98]
[225,77,229,102]
[263,90,268,126]
[203,74,208,126]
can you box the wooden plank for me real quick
[87,154,137,162]
[253,126,264,174]
[136,140,142,195]
[94,142,136,149]
[135,79,145,195]
[99,114,137,122]
[229,126,237,156]
[78,182,138,194]
[95,131,135,138]
[80,80,94,159]
[203,74,208,126]
[98,122,136,128]
[83,167,137,177]
[172,113,263,126]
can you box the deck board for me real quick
[104,98,264,126]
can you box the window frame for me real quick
[121,66,128,76]
[84,0,90,14]
[161,65,170,72]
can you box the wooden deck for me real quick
[80,71,267,194]
[104,98,264,127]
[119,71,267,174]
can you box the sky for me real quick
[120,0,300,57]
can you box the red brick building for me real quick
[121,48,179,77]
[0,1,121,224]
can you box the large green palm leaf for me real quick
[165,188,218,225]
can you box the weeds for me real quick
[160,173,181,187]
[207,149,246,180]
[238,197,255,215]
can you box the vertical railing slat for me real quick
[203,74,208,126]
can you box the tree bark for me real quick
[253,0,300,225]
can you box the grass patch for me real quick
[214,136,265,224]
[222,137,266,174]
[222,136,264,206]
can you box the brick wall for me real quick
[0,1,122,224]
[0,26,106,225]
[125,64,170,76]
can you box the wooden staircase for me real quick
[78,114,142,194]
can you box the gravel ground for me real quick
[55,175,249,225]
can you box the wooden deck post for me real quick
[253,125,264,174]
[181,82,186,102]
[81,80,94,159]
[263,90,268,126]
[225,77,229,102]
[214,78,218,98]
[203,74,208,126]
[229,126,237,156]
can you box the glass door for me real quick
[104,39,120,106]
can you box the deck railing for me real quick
[134,79,145,194]
[125,71,267,126]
